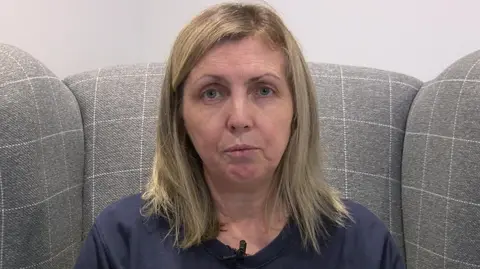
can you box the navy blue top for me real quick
[74,194,405,268]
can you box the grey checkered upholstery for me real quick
[63,64,164,240]
[310,63,423,256]
[402,50,480,269]
[0,44,83,268]
[1,43,479,268]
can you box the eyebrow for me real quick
[192,72,281,85]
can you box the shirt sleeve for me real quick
[345,200,406,269]
[380,231,405,269]
[363,217,405,269]
[73,223,112,269]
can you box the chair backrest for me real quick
[63,63,164,240]
[402,50,480,269]
[309,63,422,256]
[0,43,84,268]
[64,60,422,261]
[8,42,480,268]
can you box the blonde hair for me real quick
[142,2,348,253]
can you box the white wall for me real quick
[1,0,480,81]
[0,0,146,78]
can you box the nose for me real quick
[226,93,253,133]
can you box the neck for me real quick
[206,176,272,223]
[204,171,288,254]
[203,169,288,254]
[203,168,286,226]
[216,190,270,222]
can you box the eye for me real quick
[202,88,222,99]
[257,86,274,97]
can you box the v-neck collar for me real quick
[201,219,298,268]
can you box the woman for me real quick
[75,2,404,268]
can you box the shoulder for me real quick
[94,193,143,227]
[342,199,385,230]
[341,199,390,241]
[93,193,170,237]
[76,194,174,267]
[336,200,404,267]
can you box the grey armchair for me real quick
[1,43,479,268]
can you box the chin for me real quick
[225,165,268,182]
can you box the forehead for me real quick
[188,36,286,81]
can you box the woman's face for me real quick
[182,36,293,186]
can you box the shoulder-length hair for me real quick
[142,2,348,253]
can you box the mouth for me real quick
[224,144,259,153]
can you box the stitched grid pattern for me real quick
[5,40,479,268]
[64,63,165,240]
[402,50,480,269]
[311,62,422,258]
[64,60,423,262]
[0,44,84,268]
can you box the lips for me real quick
[224,144,259,159]
[224,144,259,153]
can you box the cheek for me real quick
[183,108,223,157]
[261,108,293,160]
